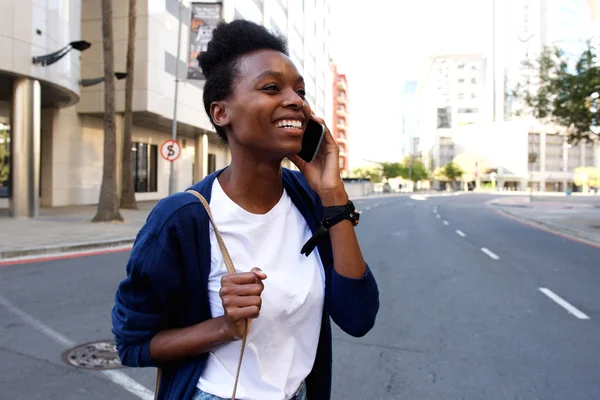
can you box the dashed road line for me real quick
[436,214,441,219]
[481,247,500,260]
[539,288,590,320]
[443,220,449,225]
[456,230,466,237]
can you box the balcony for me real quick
[336,122,346,131]
[336,135,347,144]
[337,80,347,92]
[337,96,346,105]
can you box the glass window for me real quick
[208,153,216,174]
[0,122,10,198]
[132,142,158,193]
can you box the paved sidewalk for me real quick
[490,196,600,246]
[1,191,434,260]
[0,202,158,259]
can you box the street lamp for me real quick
[32,40,91,67]
[80,72,128,87]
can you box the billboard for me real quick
[188,2,222,80]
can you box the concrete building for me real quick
[331,64,349,176]
[415,0,600,192]
[401,81,419,160]
[0,0,334,217]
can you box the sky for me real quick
[329,0,493,169]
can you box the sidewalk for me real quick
[1,190,434,260]
[490,196,600,246]
[0,202,158,259]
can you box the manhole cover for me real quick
[62,340,123,370]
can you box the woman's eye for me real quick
[262,85,279,92]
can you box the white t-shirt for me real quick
[197,179,325,400]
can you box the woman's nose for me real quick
[283,89,303,109]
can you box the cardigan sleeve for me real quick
[111,225,185,368]
[328,263,379,337]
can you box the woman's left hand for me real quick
[289,114,349,206]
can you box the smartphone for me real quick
[297,119,325,163]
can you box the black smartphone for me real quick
[297,119,325,163]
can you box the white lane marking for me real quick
[481,248,500,260]
[436,214,441,219]
[365,206,371,211]
[0,294,154,399]
[373,204,379,208]
[456,230,466,237]
[410,195,427,201]
[443,220,449,225]
[539,288,590,320]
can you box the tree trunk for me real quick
[93,0,123,222]
[120,0,138,209]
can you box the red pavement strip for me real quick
[495,210,600,250]
[0,246,133,267]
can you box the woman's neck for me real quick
[218,153,284,215]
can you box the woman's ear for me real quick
[210,102,230,128]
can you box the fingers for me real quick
[288,154,307,171]
[224,270,266,285]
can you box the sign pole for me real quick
[169,0,184,195]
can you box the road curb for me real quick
[0,237,136,260]
[495,208,600,248]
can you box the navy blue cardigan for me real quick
[112,169,379,400]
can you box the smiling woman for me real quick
[112,19,379,400]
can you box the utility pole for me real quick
[169,0,184,195]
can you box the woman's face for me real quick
[218,49,311,161]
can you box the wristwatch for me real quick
[301,201,360,256]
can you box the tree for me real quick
[93,0,123,222]
[441,162,464,188]
[574,166,600,189]
[401,157,429,182]
[515,41,600,143]
[351,167,383,183]
[120,0,137,209]
[380,162,406,182]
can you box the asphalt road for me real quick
[1,193,599,400]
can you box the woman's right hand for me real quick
[219,267,267,340]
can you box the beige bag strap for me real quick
[154,190,249,400]
[187,189,249,400]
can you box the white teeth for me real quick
[275,120,302,128]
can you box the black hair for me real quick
[198,20,289,142]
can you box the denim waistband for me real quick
[193,381,306,400]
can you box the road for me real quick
[1,194,599,399]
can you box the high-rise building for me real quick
[401,81,419,159]
[0,0,334,217]
[331,64,349,176]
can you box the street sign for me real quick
[490,172,497,181]
[160,140,181,162]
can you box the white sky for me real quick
[330,0,493,169]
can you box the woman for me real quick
[112,19,379,400]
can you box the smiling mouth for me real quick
[274,119,304,130]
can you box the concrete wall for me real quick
[0,0,82,98]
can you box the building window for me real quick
[437,107,452,128]
[132,142,158,193]
[458,78,465,84]
[471,77,478,84]
[208,153,216,174]
[457,64,465,70]
[0,123,9,198]
[457,93,464,100]
[471,93,478,99]
[458,108,479,114]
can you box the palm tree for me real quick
[93,0,123,222]
[120,0,138,209]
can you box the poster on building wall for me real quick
[187,2,222,80]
